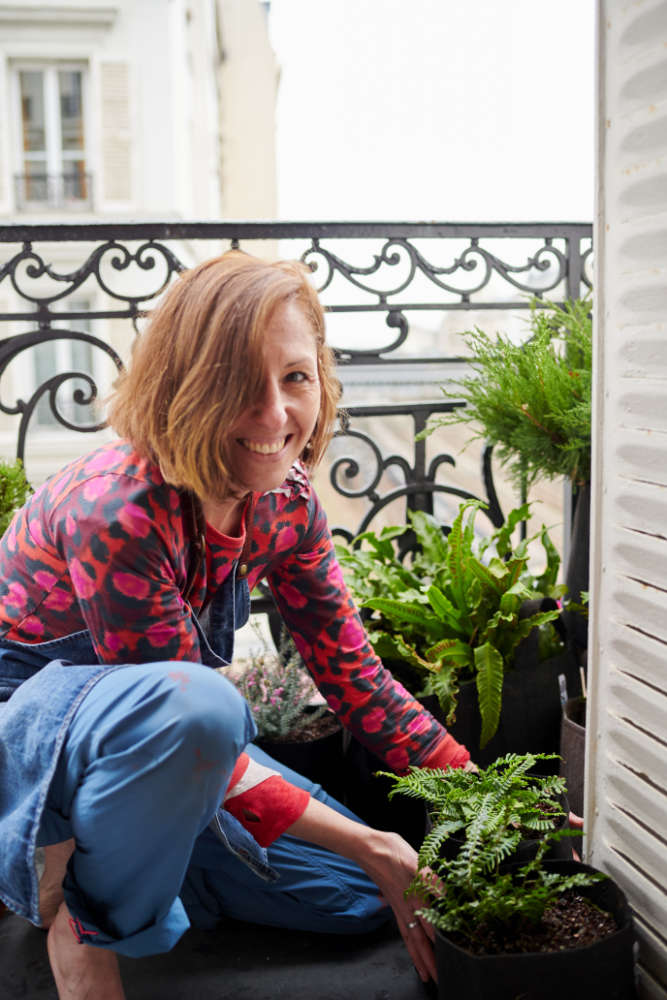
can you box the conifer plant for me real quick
[421,296,592,488]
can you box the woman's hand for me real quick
[286,798,438,983]
[361,829,438,984]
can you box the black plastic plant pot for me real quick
[424,643,580,770]
[342,738,428,849]
[434,860,637,1000]
[256,715,346,802]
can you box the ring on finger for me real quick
[407,920,419,930]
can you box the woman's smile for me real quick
[239,436,290,455]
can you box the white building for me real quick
[0,0,278,221]
[0,0,279,483]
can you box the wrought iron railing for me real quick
[0,221,592,556]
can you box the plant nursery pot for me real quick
[434,860,637,1000]
[559,696,586,816]
[559,695,586,853]
[256,711,346,802]
[425,645,580,769]
[342,739,428,849]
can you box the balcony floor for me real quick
[0,908,434,999]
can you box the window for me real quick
[32,301,97,429]
[15,63,91,211]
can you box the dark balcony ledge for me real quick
[0,218,592,242]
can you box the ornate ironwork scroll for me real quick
[0,221,592,553]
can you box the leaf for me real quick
[492,502,531,559]
[425,585,468,636]
[425,661,465,721]
[425,636,473,666]
[408,509,449,566]
[369,631,435,672]
[474,643,504,747]
[364,597,441,632]
[446,500,483,608]
[532,525,561,594]
[468,556,509,596]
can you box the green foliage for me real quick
[336,500,564,747]
[0,458,32,537]
[421,297,592,488]
[223,624,329,740]
[383,753,602,944]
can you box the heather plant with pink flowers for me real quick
[227,625,329,740]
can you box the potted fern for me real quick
[387,754,637,1000]
[420,296,592,655]
[337,498,578,763]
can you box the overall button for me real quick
[238,563,248,578]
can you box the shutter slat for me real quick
[611,576,667,645]
[613,530,667,592]
[608,669,667,740]
[607,765,667,847]
[610,624,667,690]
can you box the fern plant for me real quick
[421,297,592,488]
[336,499,563,747]
[0,458,32,537]
[384,754,601,945]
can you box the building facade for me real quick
[0,0,279,482]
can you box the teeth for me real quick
[242,438,286,455]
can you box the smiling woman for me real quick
[0,251,473,1000]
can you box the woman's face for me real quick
[226,299,321,495]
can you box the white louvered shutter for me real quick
[589,3,667,998]
[99,61,132,204]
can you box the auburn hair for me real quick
[108,251,340,500]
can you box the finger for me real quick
[402,921,437,983]
[419,915,435,943]
[569,811,584,829]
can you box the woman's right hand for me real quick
[360,828,438,984]
[286,797,438,983]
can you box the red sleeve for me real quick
[260,486,471,775]
[223,752,310,846]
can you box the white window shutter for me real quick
[591,3,667,998]
[99,61,131,203]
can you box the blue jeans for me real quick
[42,662,388,957]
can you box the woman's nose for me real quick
[252,378,287,424]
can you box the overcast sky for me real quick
[268,0,596,222]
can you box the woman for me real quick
[0,252,472,1000]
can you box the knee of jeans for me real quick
[163,664,253,761]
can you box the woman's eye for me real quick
[285,370,309,383]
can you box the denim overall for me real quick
[0,565,386,956]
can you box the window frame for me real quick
[11,59,91,211]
